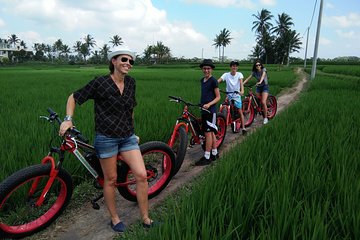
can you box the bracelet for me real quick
[64,115,72,121]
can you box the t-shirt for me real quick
[220,72,244,94]
[200,76,218,114]
[73,74,137,138]
[252,68,268,85]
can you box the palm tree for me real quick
[73,41,82,57]
[109,35,123,47]
[271,13,293,36]
[20,40,27,50]
[216,28,232,63]
[53,39,63,58]
[8,34,20,48]
[61,44,71,61]
[84,34,96,48]
[252,9,273,63]
[99,44,110,61]
[213,34,222,61]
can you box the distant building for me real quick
[0,39,33,62]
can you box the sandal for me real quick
[110,221,126,232]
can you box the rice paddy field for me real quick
[1,64,359,239]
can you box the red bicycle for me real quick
[0,108,175,239]
[242,84,277,126]
[219,90,254,133]
[167,96,227,175]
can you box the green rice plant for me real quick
[0,65,295,184]
[321,65,360,77]
[119,72,360,239]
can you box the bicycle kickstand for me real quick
[91,193,104,210]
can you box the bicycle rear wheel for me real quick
[0,164,73,239]
[242,98,255,127]
[266,95,277,119]
[168,126,188,176]
[117,141,176,202]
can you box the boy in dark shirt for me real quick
[195,59,221,166]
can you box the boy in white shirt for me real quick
[218,60,247,134]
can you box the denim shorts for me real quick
[256,84,269,93]
[94,133,140,159]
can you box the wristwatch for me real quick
[64,115,72,121]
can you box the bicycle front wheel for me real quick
[242,98,255,127]
[168,126,188,176]
[0,164,73,239]
[266,95,277,119]
[117,141,176,202]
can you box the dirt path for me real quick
[29,68,308,240]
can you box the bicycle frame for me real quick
[170,104,204,146]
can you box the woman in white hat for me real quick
[59,46,154,232]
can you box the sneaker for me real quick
[242,128,247,135]
[210,153,219,161]
[143,219,160,228]
[263,118,269,124]
[195,156,211,166]
[110,221,126,232]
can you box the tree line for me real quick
[3,8,357,66]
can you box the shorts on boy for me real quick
[201,113,217,133]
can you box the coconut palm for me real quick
[109,35,123,47]
[8,34,20,48]
[252,9,273,63]
[84,34,96,48]
[214,28,232,63]
[99,44,111,61]
[213,34,222,61]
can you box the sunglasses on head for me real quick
[120,57,134,65]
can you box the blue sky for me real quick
[0,0,359,60]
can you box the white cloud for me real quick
[260,0,276,6]
[326,12,360,28]
[0,18,5,28]
[183,0,256,9]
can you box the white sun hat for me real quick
[108,46,136,60]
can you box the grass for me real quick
[116,68,360,239]
[0,65,295,182]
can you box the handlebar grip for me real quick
[47,108,56,115]
[70,128,89,143]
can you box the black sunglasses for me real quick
[120,57,134,65]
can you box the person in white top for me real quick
[218,60,247,134]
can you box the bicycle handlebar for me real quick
[43,108,89,143]
[168,96,210,113]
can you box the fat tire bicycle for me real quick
[0,108,176,239]
[167,96,227,175]
[242,84,277,126]
[219,90,253,133]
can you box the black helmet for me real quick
[229,60,239,67]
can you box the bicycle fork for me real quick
[29,156,59,207]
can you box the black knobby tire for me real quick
[117,141,176,202]
[266,95,277,119]
[220,106,228,125]
[242,98,255,127]
[215,112,227,149]
[168,126,188,176]
[0,164,73,239]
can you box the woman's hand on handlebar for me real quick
[59,121,73,136]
